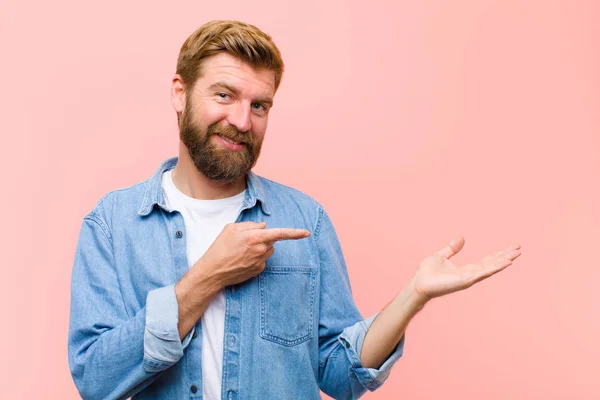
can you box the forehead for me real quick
[195,52,276,97]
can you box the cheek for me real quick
[251,118,268,141]
[195,102,229,125]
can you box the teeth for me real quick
[220,135,241,145]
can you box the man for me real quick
[68,20,521,400]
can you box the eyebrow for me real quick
[208,81,274,107]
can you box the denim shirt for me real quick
[68,157,405,400]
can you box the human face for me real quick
[177,52,275,182]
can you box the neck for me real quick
[172,141,247,200]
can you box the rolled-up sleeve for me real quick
[338,314,405,391]
[143,284,195,372]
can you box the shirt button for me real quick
[175,230,183,238]
[190,385,198,393]
[192,331,198,339]
[229,335,235,347]
[228,391,234,400]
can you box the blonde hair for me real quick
[176,20,284,92]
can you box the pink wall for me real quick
[1,0,598,398]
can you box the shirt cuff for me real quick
[143,284,195,372]
[338,313,405,391]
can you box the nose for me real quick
[227,101,252,133]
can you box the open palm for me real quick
[412,237,521,302]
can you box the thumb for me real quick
[435,236,465,259]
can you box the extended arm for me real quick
[360,237,521,369]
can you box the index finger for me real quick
[257,228,311,243]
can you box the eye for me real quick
[252,103,266,111]
[217,92,230,100]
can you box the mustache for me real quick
[207,123,253,144]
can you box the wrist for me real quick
[175,263,221,310]
[404,277,430,312]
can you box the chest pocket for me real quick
[258,266,317,346]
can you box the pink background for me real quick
[1,0,599,398]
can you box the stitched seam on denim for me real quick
[143,356,169,367]
[222,287,231,400]
[351,357,382,389]
[143,351,173,366]
[159,208,191,378]
[314,205,331,365]
[82,215,131,320]
[92,179,148,211]
[260,334,311,346]
[245,173,259,210]
[348,369,380,392]
[164,210,177,276]
[350,364,381,391]
[143,348,179,365]
[263,267,314,273]
[259,273,266,342]
[140,157,177,214]
[140,179,153,213]
[314,205,324,239]
[309,268,316,345]
[85,214,112,244]
[237,285,243,400]
[361,366,381,388]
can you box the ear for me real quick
[171,74,187,114]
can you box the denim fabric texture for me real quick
[68,157,405,400]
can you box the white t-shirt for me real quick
[161,169,245,400]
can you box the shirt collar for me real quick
[138,157,270,216]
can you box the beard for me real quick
[179,100,263,182]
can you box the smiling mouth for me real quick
[217,134,244,145]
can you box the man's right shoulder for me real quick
[84,178,151,226]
